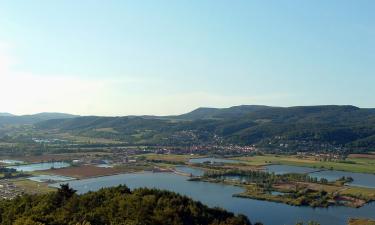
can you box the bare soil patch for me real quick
[349,154,375,159]
[44,165,123,178]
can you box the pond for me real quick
[28,175,75,183]
[7,162,70,172]
[95,164,114,168]
[175,166,205,176]
[266,165,320,175]
[51,172,375,225]
[270,191,287,196]
[0,159,25,165]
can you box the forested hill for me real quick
[0,113,14,117]
[0,184,251,225]
[0,113,78,126]
[35,105,375,151]
[167,105,272,120]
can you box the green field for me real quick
[138,153,205,162]
[12,179,55,194]
[340,186,375,201]
[233,155,375,174]
[135,153,375,174]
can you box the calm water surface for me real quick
[310,170,375,188]
[266,165,319,174]
[95,164,114,168]
[51,172,375,225]
[7,162,70,172]
[0,159,25,164]
[28,174,75,183]
[270,191,287,196]
[175,166,205,176]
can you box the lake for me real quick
[51,172,375,225]
[7,162,70,172]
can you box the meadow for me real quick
[233,154,375,174]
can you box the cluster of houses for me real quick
[0,181,23,200]
[70,153,138,167]
[296,152,344,161]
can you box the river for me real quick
[50,172,375,225]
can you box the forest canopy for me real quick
[0,184,251,225]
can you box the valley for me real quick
[1,106,375,225]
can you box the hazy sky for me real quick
[0,0,374,116]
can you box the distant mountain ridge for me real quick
[168,105,272,120]
[34,105,375,151]
[0,112,78,126]
[0,113,15,117]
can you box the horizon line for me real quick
[1,104,372,117]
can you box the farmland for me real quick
[42,165,125,179]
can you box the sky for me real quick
[0,0,374,116]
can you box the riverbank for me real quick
[51,171,375,225]
[5,153,375,209]
[233,185,368,208]
[144,155,375,208]
[189,171,375,208]
[3,153,375,225]
[348,218,375,225]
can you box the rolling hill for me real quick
[34,105,375,152]
[0,112,15,117]
[0,112,78,126]
[167,105,272,120]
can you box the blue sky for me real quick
[0,0,374,116]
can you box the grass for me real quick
[12,179,55,194]
[232,183,338,208]
[190,161,375,208]
[94,127,119,133]
[196,175,375,208]
[340,186,375,201]
[139,153,375,173]
[56,132,123,144]
[348,218,375,225]
[0,142,16,147]
[232,155,375,174]
[139,153,205,162]
[150,162,179,169]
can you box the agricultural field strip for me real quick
[231,155,375,174]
